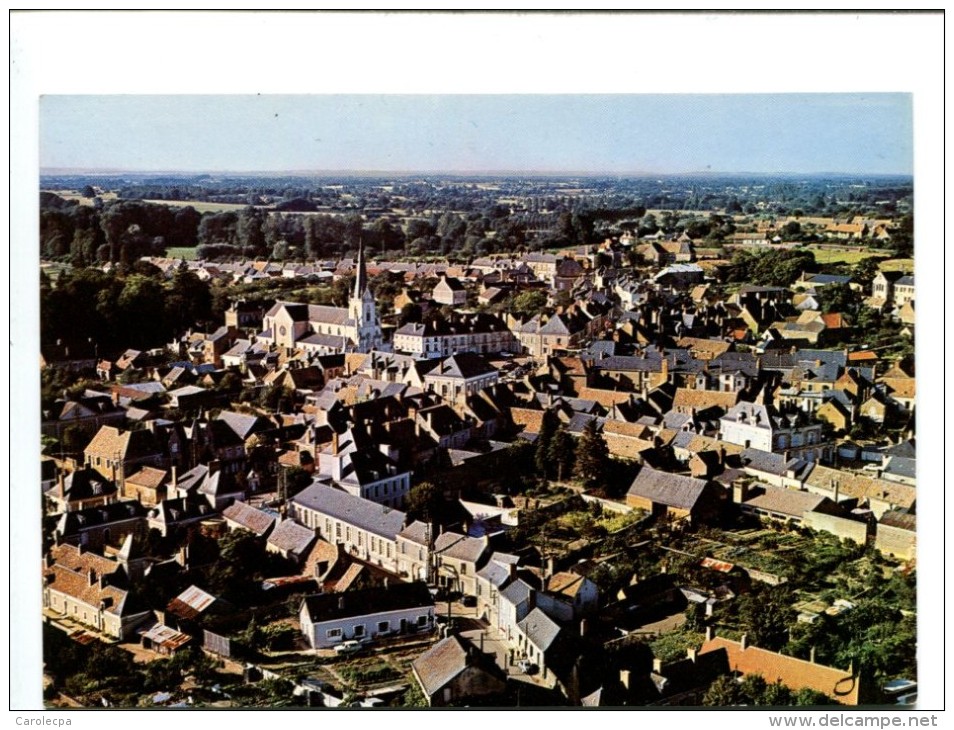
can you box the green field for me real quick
[144,199,254,213]
[808,247,892,265]
[878,258,914,272]
[165,247,199,260]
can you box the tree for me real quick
[573,419,610,490]
[165,266,212,334]
[547,426,575,482]
[399,302,423,326]
[117,274,167,347]
[237,207,267,255]
[510,290,548,320]
[702,675,743,706]
[852,257,882,294]
[534,409,560,478]
[817,282,857,314]
[782,220,803,239]
[736,585,793,651]
[637,213,658,237]
[403,480,443,524]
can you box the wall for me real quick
[803,511,868,545]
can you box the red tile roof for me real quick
[700,636,861,705]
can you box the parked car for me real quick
[517,660,538,675]
[333,640,363,656]
[349,697,384,708]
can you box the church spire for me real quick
[353,238,369,300]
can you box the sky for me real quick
[39,93,913,176]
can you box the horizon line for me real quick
[40,167,914,178]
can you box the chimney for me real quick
[338,596,345,610]
[810,646,816,664]
[579,617,589,637]
[332,431,339,455]
[686,647,698,663]
[507,563,517,581]
[546,556,555,580]
[171,465,178,491]
[740,634,748,650]
[732,481,748,504]
[652,657,663,674]
[705,626,714,642]
[88,569,97,586]
[58,471,66,500]
[620,669,631,691]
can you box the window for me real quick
[336,524,342,539]
[377,621,390,633]
[353,624,365,638]
[417,615,429,627]
[460,564,467,575]
[326,628,343,640]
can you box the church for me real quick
[259,241,386,354]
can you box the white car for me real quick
[333,640,362,655]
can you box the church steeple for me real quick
[353,239,369,300]
[348,238,384,353]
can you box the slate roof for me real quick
[216,410,274,441]
[626,466,709,511]
[146,496,216,526]
[197,469,243,499]
[397,520,430,546]
[477,559,512,588]
[499,578,534,607]
[267,520,317,556]
[883,457,916,481]
[47,468,117,502]
[291,483,406,539]
[301,581,433,623]
[412,635,487,697]
[739,448,811,479]
[427,353,497,380]
[517,607,561,653]
[434,532,488,563]
[57,501,147,535]
[804,274,852,286]
[885,439,916,459]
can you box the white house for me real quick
[299,582,435,649]
[289,482,406,573]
